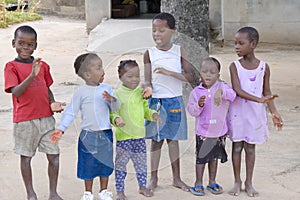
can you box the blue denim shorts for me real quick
[77,129,114,180]
[145,96,187,141]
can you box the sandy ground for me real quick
[0,16,300,200]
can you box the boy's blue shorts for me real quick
[145,96,187,141]
[77,129,114,180]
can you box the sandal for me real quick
[206,183,223,194]
[190,185,205,196]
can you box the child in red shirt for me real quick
[4,25,65,200]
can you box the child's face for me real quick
[120,65,140,90]
[12,31,37,61]
[84,57,104,86]
[234,32,255,57]
[200,60,220,88]
[152,19,174,50]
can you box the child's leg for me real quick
[99,176,109,191]
[166,139,189,191]
[244,142,258,197]
[115,141,130,199]
[84,179,93,192]
[46,154,63,200]
[130,139,153,197]
[208,159,218,185]
[20,155,37,200]
[195,163,205,187]
[229,141,244,196]
[207,159,223,193]
[148,139,164,190]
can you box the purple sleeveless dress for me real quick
[227,60,269,144]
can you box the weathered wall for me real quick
[38,0,85,19]
[222,0,300,44]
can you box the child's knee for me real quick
[232,142,244,153]
[244,144,255,154]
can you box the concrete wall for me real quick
[39,0,85,19]
[222,0,300,44]
[85,0,111,33]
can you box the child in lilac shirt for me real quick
[187,57,236,196]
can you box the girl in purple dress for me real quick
[227,26,283,197]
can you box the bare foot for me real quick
[229,181,242,196]
[173,179,190,192]
[139,186,154,197]
[245,182,259,197]
[48,193,63,200]
[27,192,38,200]
[148,177,158,191]
[116,191,127,200]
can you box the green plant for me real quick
[0,0,42,28]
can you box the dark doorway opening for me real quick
[111,0,161,19]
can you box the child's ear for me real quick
[250,40,257,49]
[12,39,15,48]
[83,71,90,79]
[34,42,37,50]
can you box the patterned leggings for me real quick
[115,138,147,191]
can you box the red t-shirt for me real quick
[4,59,54,122]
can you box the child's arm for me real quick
[143,50,153,98]
[48,89,66,112]
[187,89,205,117]
[263,64,283,130]
[11,58,42,98]
[102,90,120,111]
[143,50,152,88]
[152,48,194,83]
[230,62,277,103]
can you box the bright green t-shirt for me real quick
[111,85,156,141]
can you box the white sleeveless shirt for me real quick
[148,44,183,98]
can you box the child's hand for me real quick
[31,58,42,77]
[142,86,152,99]
[103,91,116,102]
[50,130,63,143]
[154,67,170,76]
[152,113,162,125]
[198,96,206,107]
[51,102,66,112]
[259,94,279,103]
[115,117,125,127]
[214,89,223,106]
[272,112,283,131]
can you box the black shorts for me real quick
[195,135,228,164]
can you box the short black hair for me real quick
[74,53,100,77]
[237,26,259,43]
[153,12,176,30]
[118,59,138,78]
[202,57,221,72]
[14,25,37,40]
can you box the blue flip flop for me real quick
[190,185,205,196]
[206,183,223,194]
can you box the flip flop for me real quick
[206,183,223,195]
[190,185,205,196]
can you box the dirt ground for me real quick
[0,16,299,200]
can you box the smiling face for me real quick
[12,31,37,61]
[120,64,140,90]
[84,57,105,86]
[152,19,174,50]
[200,60,220,88]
